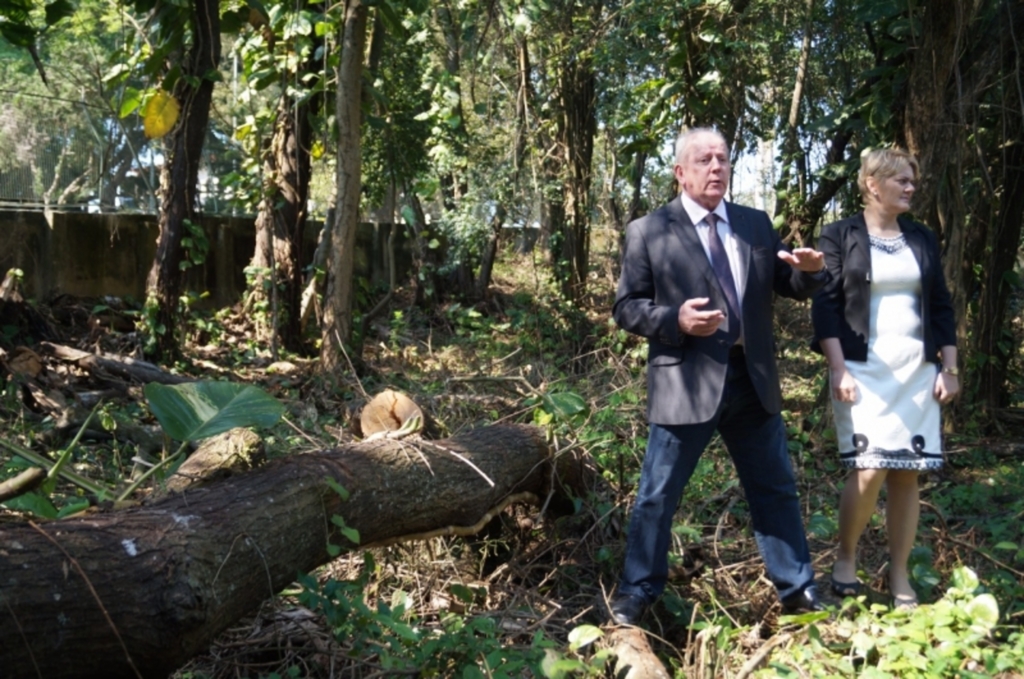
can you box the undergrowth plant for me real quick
[296,554,612,678]
[767,566,1024,678]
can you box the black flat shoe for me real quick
[829,573,863,598]
[781,586,826,614]
[609,593,648,626]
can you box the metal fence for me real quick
[0,105,238,214]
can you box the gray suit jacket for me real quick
[613,198,828,425]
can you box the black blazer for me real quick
[614,198,828,425]
[810,212,956,363]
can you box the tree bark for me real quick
[0,467,45,502]
[475,204,506,299]
[38,342,193,386]
[432,3,476,297]
[145,0,221,361]
[774,0,814,245]
[0,424,581,679]
[249,16,324,355]
[556,52,596,302]
[320,0,368,370]
[969,2,1024,413]
[898,0,1024,420]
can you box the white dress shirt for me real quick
[679,193,746,311]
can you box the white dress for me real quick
[831,233,943,470]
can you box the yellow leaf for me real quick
[143,90,180,139]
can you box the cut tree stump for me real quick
[358,388,431,438]
[0,423,586,679]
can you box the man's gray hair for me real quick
[674,127,729,164]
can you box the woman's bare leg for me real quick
[884,470,921,602]
[833,468,888,583]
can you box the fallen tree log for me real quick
[608,627,671,679]
[0,467,46,503]
[38,341,193,386]
[0,424,583,679]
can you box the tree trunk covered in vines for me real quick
[899,0,1024,420]
[556,55,596,302]
[145,0,221,361]
[975,132,1024,411]
[250,25,324,354]
[963,1,1024,414]
[899,1,974,329]
[0,425,585,679]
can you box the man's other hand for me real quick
[678,297,726,336]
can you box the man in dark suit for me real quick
[609,127,830,625]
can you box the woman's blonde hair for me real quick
[857,147,919,199]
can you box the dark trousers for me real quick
[618,355,813,602]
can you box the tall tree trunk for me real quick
[899,0,1024,420]
[556,54,596,302]
[0,424,582,679]
[250,30,324,354]
[774,0,814,245]
[403,186,443,307]
[975,131,1024,411]
[475,204,505,298]
[965,1,1024,416]
[145,0,221,360]
[474,31,533,298]
[626,148,648,224]
[321,0,368,370]
[433,2,474,296]
[899,2,976,343]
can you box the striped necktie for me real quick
[706,213,741,339]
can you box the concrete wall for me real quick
[0,211,410,307]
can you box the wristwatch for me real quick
[942,366,960,376]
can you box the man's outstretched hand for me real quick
[778,248,825,273]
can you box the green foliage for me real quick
[143,380,285,442]
[242,264,276,325]
[137,292,167,356]
[0,0,75,48]
[531,391,587,427]
[179,219,210,271]
[923,458,1024,617]
[768,567,1024,678]
[360,8,432,210]
[294,555,609,678]
[324,477,360,557]
[65,380,288,502]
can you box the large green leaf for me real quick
[44,0,74,27]
[2,491,58,519]
[144,381,284,442]
[541,391,588,418]
[964,593,999,633]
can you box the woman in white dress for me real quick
[811,148,960,608]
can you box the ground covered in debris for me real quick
[2,254,1023,678]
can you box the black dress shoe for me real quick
[780,586,826,613]
[609,593,648,625]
